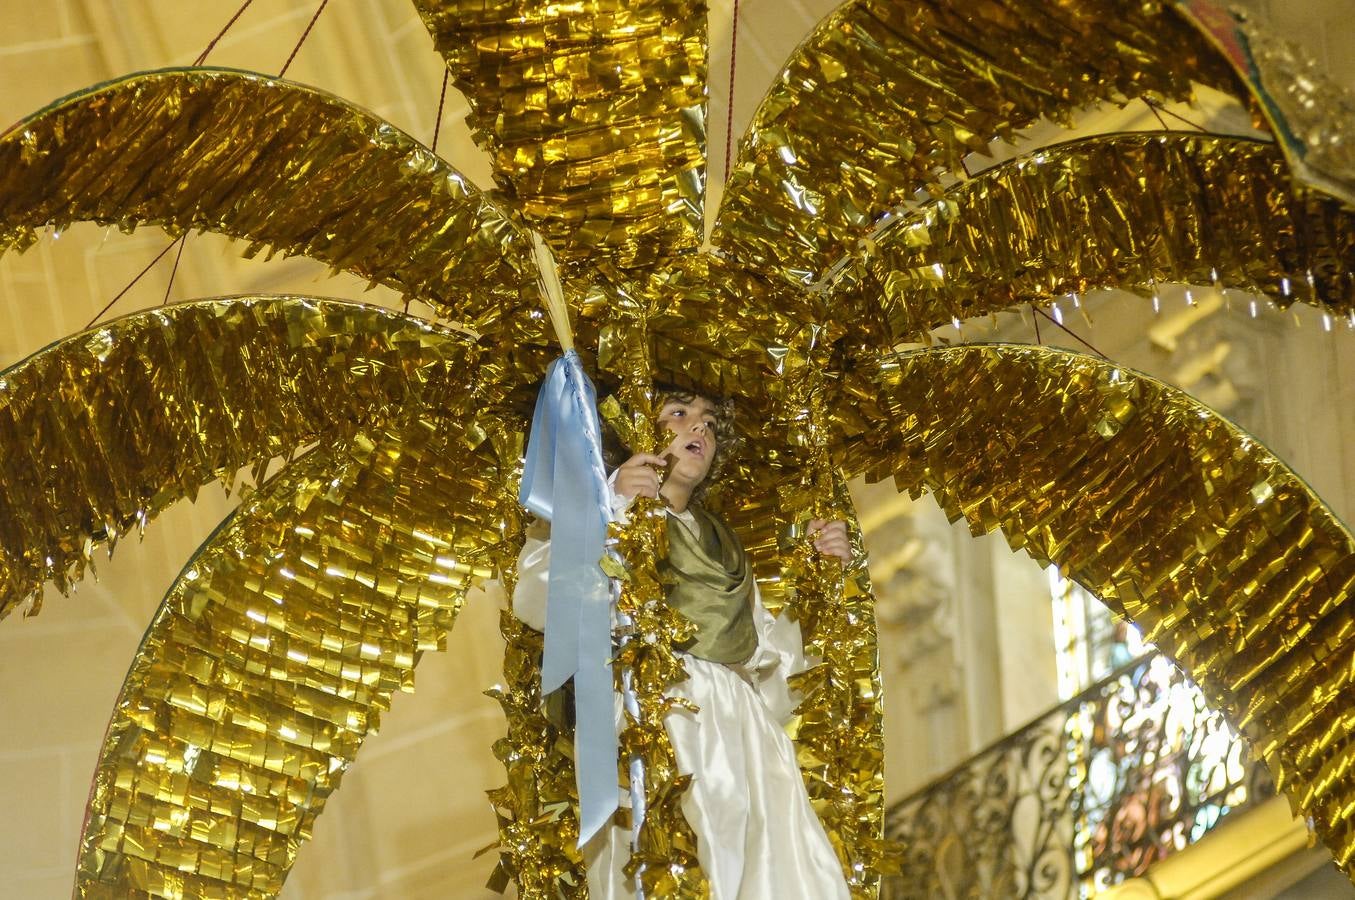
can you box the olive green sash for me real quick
[663,504,757,664]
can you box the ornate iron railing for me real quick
[881,653,1274,899]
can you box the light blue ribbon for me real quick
[518,349,618,845]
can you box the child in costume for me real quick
[512,390,853,899]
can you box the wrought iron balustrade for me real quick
[881,652,1274,899]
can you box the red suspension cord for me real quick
[723,0,742,180]
[85,238,183,329]
[194,0,256,65]
[278,0,331,78]
[432,68,451,153]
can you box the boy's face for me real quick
[658,395,719,489]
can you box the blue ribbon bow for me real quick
[518,349,618,845]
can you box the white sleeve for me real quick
[738,585,813,726]
[512,520,552,632]
[511,472,634,632]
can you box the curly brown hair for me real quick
[599,387,741,497]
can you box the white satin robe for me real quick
[513,499,850,900]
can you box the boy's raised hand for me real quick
[809,519,852,564]
[614,453,667,501]
[616,455,854,565]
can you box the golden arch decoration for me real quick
[80,414,509,896]
[836,133,1355,343]
[0,296,488,616]
[0,70,535,333]
[711,0,1245,286]
[846,343,1355,866]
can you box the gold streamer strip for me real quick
[77,414,510,898]
[608,360,707,896]
[482,434,594,896]
[0,296,483,620]
[836,133,1355,344]
[711,0,1242,287]
[0,69,538,333]
[842,343,1355,876]
[411,0,708,272]
[714,410,890,895]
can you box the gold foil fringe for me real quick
[588,254,837,413]
[835,133,1355,343]
[412,0,708,271]
[0,296,483,620]
[712,0,1241,287]
[78,412,509,897]
[0,69,538,334]
[844,343,1355,877]
[606,365,708,896]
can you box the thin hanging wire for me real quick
[431,68,451,153]
[162,234,190,306]
[85,238,182,329]
[194,0,256,65]
[278,0,331,78]
[1034,306,1108,358]
[1031,303,1042,344]
[1142,97,1209,133]
[722,0,742,180]
[1144,99,1172,132]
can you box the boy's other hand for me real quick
[809,519,852,564]
[615,453,667,501]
